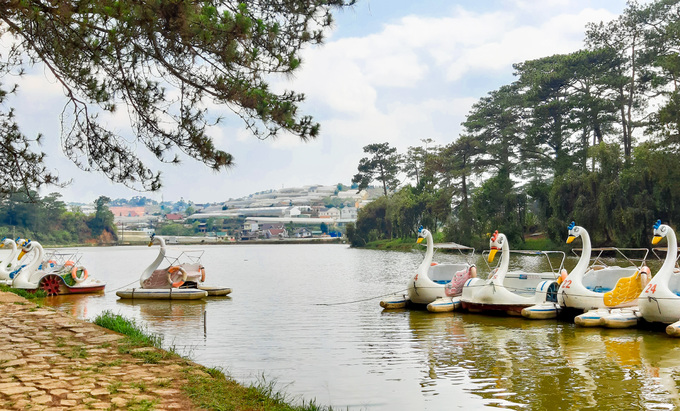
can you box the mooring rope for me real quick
[314,288,409,306]
[106,279,139,294]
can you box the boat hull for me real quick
[574,307,640,328]
[427,296,460,312]
[116,288,208,300]
[380,293,410,309]
[62,284,106,295]
[198,286,232,296]
[602,309,639,328]
[461,301,527,316]
[522,303,560,319]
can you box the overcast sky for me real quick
[12,0,631,204]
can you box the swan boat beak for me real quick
[566,235,576,244]
[652,235,663,245]
[416,237,424,244]
[488,248,498,262]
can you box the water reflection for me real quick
[41,293,107,319]
[400,309,680,410]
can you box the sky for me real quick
[9,0,632,204]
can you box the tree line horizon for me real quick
[348,0,680,250]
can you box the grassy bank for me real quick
[0,284,47,300]
[93,311,334,411]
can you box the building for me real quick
[109,206,146,217]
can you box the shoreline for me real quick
[0,291,329,410]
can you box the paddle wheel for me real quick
[39,274,65,296]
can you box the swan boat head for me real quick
[567,221,582,244]
[416,226,430,244]
[488,230,505,263]
[650,219,677,278]
[565,221,592,279]
[653,219,671,245]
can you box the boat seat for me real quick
[603,271,644,307]
[142,263,203,289]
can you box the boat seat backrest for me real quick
[180,263,203,282]
[143,269,172,289]
[428,263,469,282]
[582,267,637,290]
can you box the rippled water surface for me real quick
[39,244,680,410]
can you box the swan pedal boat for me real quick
[116,234,231,300]
[0,237,27,286]
[560,222,651,328]
[461,231,566,318]
[639,221,680,336]
[11,240,105,295]
[380,227,476,313]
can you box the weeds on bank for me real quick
[125,397,158,411]
[182,367,334,411]
[65,345,88,359]
[0,284,47,301]
[92,359,122,368]
[107,381,122,394]
[92,310,177,364]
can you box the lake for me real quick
[38,243,680,410]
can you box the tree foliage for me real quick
[0,0,353,195]
[352,142,401,197]
[0,190,117,244]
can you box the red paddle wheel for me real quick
[39,274,64,296]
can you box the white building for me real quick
[340,207,358,220]
[319,207,341,219]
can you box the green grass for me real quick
[93,311,162,347]
[107,381,122,394]
[363,237,419,251]
[93,310,174,364]
[0,284,47,300]
[125,398,158,411]
[65,345,88,359]
[182,368,334,411]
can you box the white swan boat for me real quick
[380,227,476,312]
[0,237,26,285]
[461,230,565,318]
[11,239,105,295]
[557,222,650,328]
[116,234,231,300]
[639,220,680,336]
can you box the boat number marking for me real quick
[563,280,572,289]
[644,283,657,294]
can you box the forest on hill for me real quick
[0,192,116,245]
[348,0,680,249]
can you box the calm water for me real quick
[36,244,680,410]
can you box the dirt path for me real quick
[0,291,201,410]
